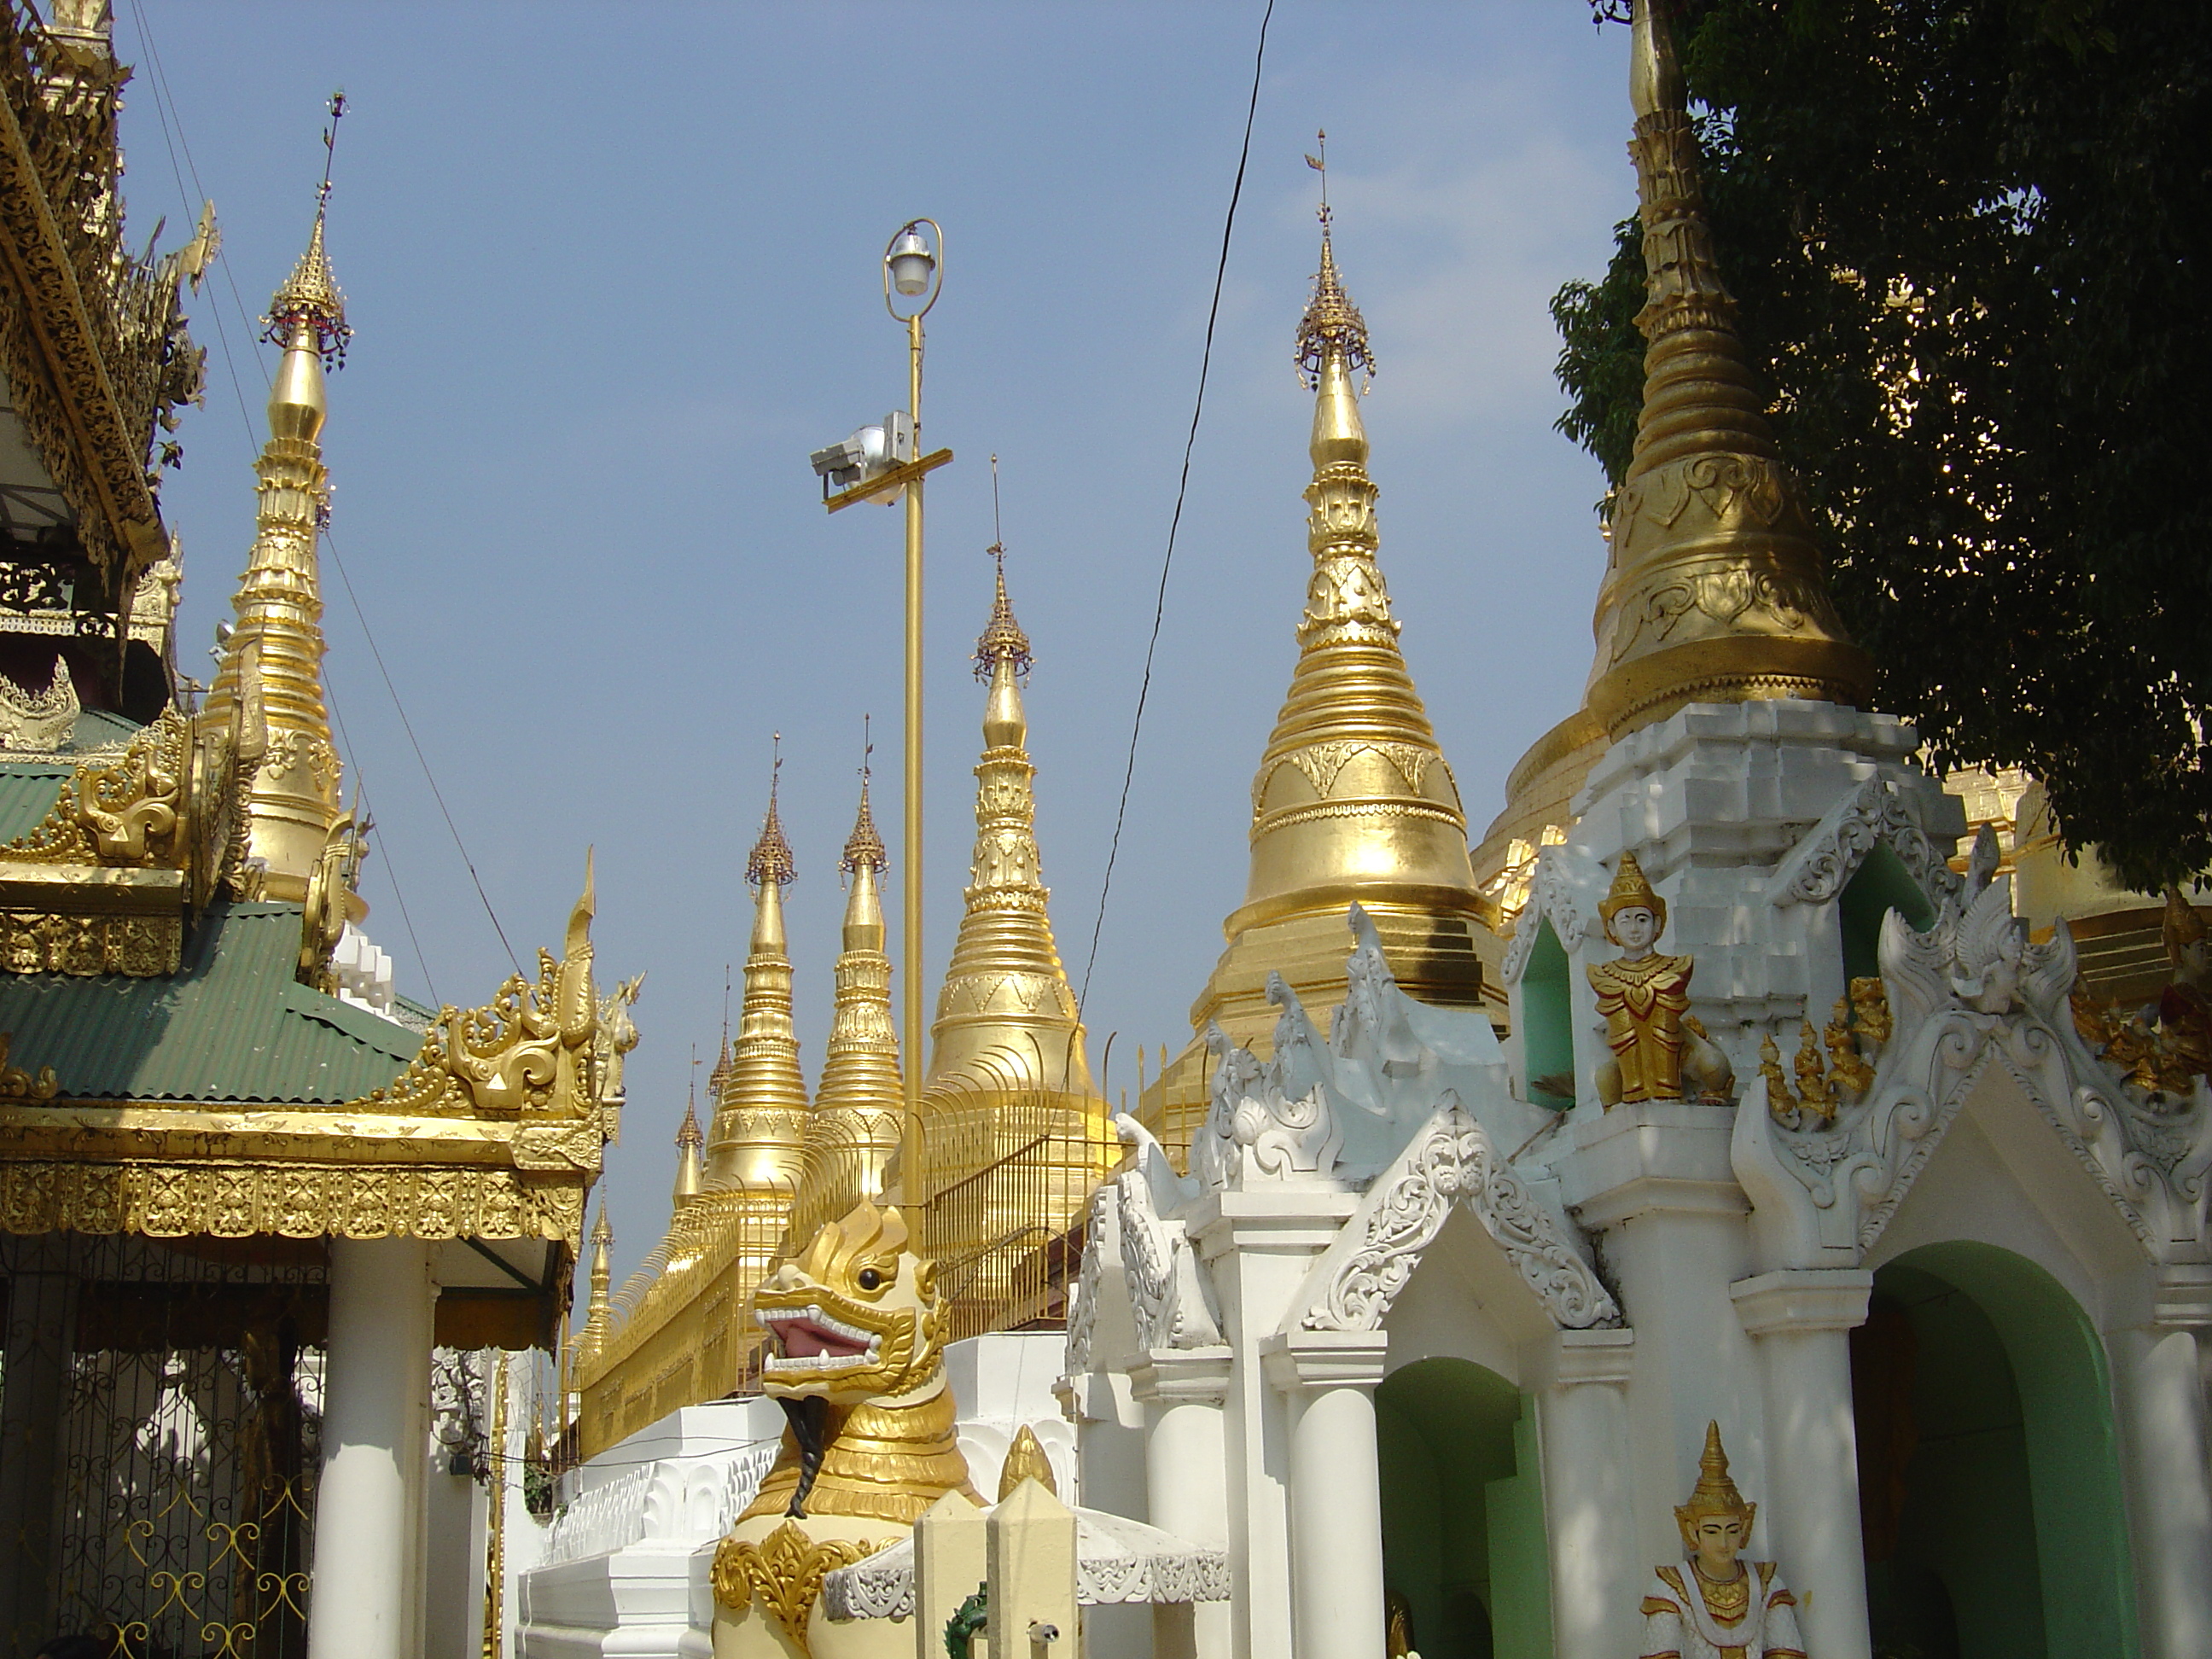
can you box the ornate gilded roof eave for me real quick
[0,855,626,1249]
[0,696,264,975]
[1580,0,1873,739]
[0,9,199,595]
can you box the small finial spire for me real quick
[265,90,352,367]
[975,457,1033,681]
[746,734,796,889]
[1296,131,1371,389]
[843,719,888,876]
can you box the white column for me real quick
[1131,1347,1233,1659]
[1732,1269,1873,1659]
[2112,1270,2212,1659]
[1534,1328,1639,1659]
[1262,1331,1388,1659]
[310,1237,439,1659]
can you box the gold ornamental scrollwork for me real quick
[358,862,602,1133]
[0,707,189,866]
[710,1521,888,1654]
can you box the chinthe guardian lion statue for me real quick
[711,1202,982,1659]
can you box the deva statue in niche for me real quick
[1640,1423,1805,1659]
[1588,852,1733,1107]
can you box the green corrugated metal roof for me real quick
[0,901,420,1103]
[0,710,148,841]
[0,760,69,841]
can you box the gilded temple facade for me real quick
[0,18,624,1658]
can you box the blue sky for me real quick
[121,1,1633,1284]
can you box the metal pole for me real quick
[902,309,925,1207]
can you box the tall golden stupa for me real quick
[200,193,352,903]
[788,767,905,1241]
[575,771,815,1443]
[1140,209,1499,1158]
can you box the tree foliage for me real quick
[1554,0,2212,891]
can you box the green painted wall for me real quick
[1841,842,1939,982]
[1520,919,1573,1107]
[1865,1245,2138,1659]
[1377,1359,1553,1659]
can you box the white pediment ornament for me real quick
[1763,776,1962,909]
[1733,881,2212,1270]
[1292,1100,1621,1334]
[1502,842,1606,984]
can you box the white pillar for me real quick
[1732,1269,1873,1659]
[310,1237,439,1659]
[1132,1348,1233,1659]
[2112,1276,2212,1659]
[1534,1328,1639,1659]
[1262,1331,1388,1659]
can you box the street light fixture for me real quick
[810,218,953,1206]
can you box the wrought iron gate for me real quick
[2,1234,325,1659]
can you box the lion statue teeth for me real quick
[711,1201,981,1659]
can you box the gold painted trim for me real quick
[0,1155,585,1244]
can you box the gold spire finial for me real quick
[1222,206,1477,955]
[1584,2,1872,737]
[843,721,888,876]
[673,1068,705,1203]
[706,746,807,1190]
[926,559,1093,1102]
[577,1202,614,1360]
[1295,131,1372,389]
[200,100,354,903]
[748,735,797,890]
[975,460,1033,680]
[264,92,351,367]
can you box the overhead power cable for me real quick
[1078,0,1276,1012]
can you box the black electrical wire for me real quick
[1079,0,1276,1012]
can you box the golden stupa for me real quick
[199,196,352,904]
[575,769,812,1446]
[1140,209,1499,1161]
[788,765,905,1242]
[1476,0,1875,918]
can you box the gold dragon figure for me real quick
[711,1201,982,1659]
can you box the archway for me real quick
[1375,1358,1551,1659]
[1852,1241,2137,1659]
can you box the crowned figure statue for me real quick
[1640,1423,1806,1659]
[1587,852,1732,1107]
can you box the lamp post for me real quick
[809,219,952,1206]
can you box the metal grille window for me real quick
[2,1233,326,1659]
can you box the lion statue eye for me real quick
[857,1268,883,1291]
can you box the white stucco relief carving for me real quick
[1734,875,2212,1270]
[1763,775,1964,910]
[1294,1099,1621,1333]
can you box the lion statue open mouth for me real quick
[750,1198,940,1404]
[712,1202,980,1659]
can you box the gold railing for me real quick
[914,1086,1118,1343]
